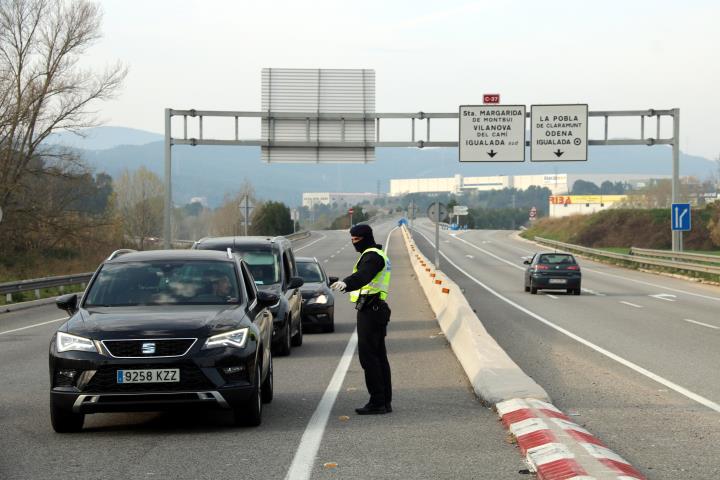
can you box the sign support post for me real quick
[672,108,682,252]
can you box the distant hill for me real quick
[47,126,163,150]
[55,127,718,208]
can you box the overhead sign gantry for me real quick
[163,69,682,252]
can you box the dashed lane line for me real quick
[413,229,720,414]
[683,319,719,330]
[294,234,328,252]
[620,301,643,309]
[0,317,67,335]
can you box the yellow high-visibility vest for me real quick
[349,247,391,303]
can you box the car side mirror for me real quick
[257,290,280,308]
[328,276,339,285]
[523,259,531,265]
[288,276,304,289]
[56,293,78,315]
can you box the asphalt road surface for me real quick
[411,219,720,480]
[0,222,527,480]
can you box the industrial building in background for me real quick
[302,192,379,208]
[389,173,666,196]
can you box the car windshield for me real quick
[537,254,576,265]
[233,249,281,285]
[84,261,241,306]
[297,261,324,283]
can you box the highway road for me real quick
[0,221,525,480]
[412,219,720,480]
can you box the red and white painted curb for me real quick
[496,398,646,480]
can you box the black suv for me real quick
[193,236,304,356]
[49,249,277,432]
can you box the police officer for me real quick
[331,224,392,415]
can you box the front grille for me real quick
[84,364,214,393]
[102,339,196,358]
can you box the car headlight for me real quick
[307,294,328,305]
[56,332,98,353]
[204,328,249,349]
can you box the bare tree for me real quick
[114,167,164,250]
[0,0,126,214]
[210,180,257,236]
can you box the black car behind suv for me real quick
[49,249,277,432]
[296,256,337,333]
[193,236,304,356]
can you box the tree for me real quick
[571,180,600,194]
[114,167,164,250]
[0,0,125,256]
[252,201,293,236]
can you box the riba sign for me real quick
[459,105,526,162]
[531,104,588,161]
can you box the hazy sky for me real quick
[87,0,719,159]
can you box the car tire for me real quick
[291,316,303,347]
[50,397,84,433]
[573,288,581,296]
[235,363,262,427]
[524,283,530,292]
[276,320,292,357]
[530,281,538,295]
[261,353,273,404]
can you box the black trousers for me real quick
[356,301,392,406]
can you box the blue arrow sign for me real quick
[671,203,691,231]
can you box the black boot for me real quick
[355,403,387,415]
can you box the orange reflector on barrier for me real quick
[435,280,442,285]
[442,288,450,294]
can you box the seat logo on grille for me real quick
[142,342,156,355]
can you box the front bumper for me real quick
[50,340,258,413]
[301,304,334,325]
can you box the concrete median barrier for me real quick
[400,226,548,404]
[400,226,647,479]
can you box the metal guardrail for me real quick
[1,232,313,304]
[0,273,93,299]
[630,247,720,265]
[534,237,720,276]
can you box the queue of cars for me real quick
[48,235,335,432]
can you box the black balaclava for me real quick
[350,224,376,253]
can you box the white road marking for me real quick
[294,234,328,252]
[583,266,720,302]
[285,228,397,480]
[650,293,677,302]
[620,301,643,309]
[582,288,605,296]
[414,229,720,414]
[546,295,558,299]
[447,232,524,271]
[465,255,474,259]
[0,317,67,335]
[683,319,719,330]
[330,255,335,259]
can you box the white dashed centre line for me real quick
[620,301,643,308]
[0,317,67,335]
[683,319,719,330]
